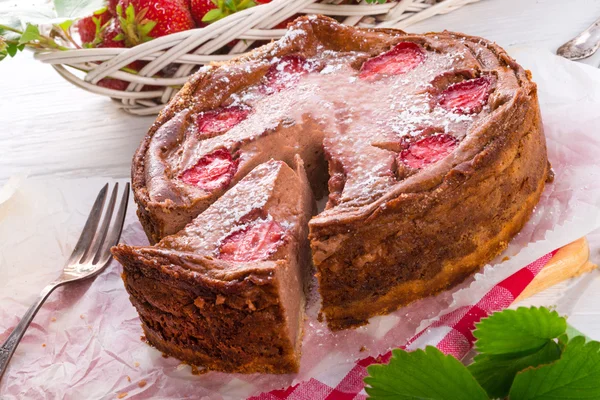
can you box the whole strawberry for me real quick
[95,18,130,91]
[97,19,125,48]
[117,0,195,45]
[189,0,217,27]
[76,8,111,45]
[97,77,129,91]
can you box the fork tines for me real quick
[67,182,130,268]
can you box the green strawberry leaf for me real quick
[468,341,561,398]
[510,336,600,400]
[18,23,41,45]
[202,9,225,23]
[225,0,237,12]
[558,323,592,351]
[57,18,73,32]
[237,0,256,11]
[473,307,566,356]
[364,346,488,400]
[138,21,156,37]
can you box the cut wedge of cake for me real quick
[112,159,315,373]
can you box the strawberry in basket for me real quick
[117,0,195,43]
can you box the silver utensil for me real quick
[0,182,129,382]
[557,17,600,60]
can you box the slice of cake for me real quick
[112,159,315,373]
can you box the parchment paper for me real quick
[2,48,600,399]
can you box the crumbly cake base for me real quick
[114,247,303,374]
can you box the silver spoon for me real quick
[557,16,600,60]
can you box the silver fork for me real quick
[0,182,129,382]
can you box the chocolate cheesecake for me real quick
[115,15,549,371]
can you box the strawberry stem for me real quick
[0,24,23,34]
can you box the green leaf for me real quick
[138,21,156,37]
[364,347,488,400]
[558,323,593,351]
[473,307,566,356]
[6,42,19,56]
[469,341,561,398]
[18,23,41,45]
[57,18,73,32]
[225,0,237,12]
[510,336,600,400]
[201,8,225,23]
[237,0,256,11]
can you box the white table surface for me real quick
[1,0,600,334]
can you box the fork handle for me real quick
[0,283,58,382]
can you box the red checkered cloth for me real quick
[251,250,558,400]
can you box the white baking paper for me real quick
[2,48,600,399]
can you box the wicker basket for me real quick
[33,0,479,115]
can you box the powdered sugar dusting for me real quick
[150,34,500,211]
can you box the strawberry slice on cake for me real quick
[180,148,237,191]
[263,55,313,92]
[399,134,458,169]
[195,107,249,138]
[438,77,492,114]
[359,42,425,80]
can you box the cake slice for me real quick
[112,158,315,373]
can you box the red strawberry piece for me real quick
[438,77,491,114]
[76,9,112,45]
[218,220,285,262]
[98,19,125,48]
[255,0,272,3]
[117,0,195,44]
[189,0,217,27]
[97,78,129,91]
[197,107,249,137]
[359,42,425,80]
[180,149,237,191]
[399,134,457,169]
[264,55,311,93]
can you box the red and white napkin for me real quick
[251,251,557,400]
